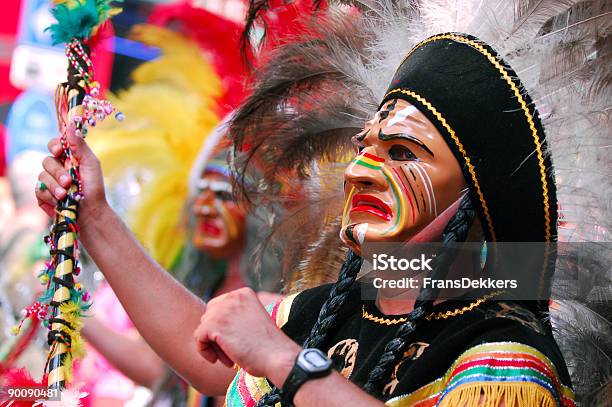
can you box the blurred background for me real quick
[0,1,259,406]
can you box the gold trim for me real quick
[425,291,503,321]
[362,307,408,325]
[361,291,503,325]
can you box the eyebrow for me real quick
[378,129,435,157]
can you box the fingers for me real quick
[47,138,63,158]
[43,155,72,185]
[211,342,233,368]
[38,172,65,201]
[197,339,218,364]
[37,199,55,218]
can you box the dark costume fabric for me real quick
[225,284,575,407]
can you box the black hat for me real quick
[380,33,557,244]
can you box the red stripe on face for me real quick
[392,168,415,223]
[361,152,385,162]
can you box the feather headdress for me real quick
[229,0,611,401]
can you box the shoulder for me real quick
[264,284,336,330]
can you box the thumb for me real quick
[66,125,96,165]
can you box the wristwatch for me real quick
[281,348,333,404]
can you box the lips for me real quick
[350,194,392,221]
[198,220,222,237]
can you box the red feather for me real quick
[148,2,248,116]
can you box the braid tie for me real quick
[364,195,476,398]
[255,250,363,406]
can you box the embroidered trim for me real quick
[362,291,503,325]
[362,306,408,325]
[386,342,575,407]
[425,291,503,321]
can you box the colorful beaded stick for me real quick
[6,1,122,399]
[43,0,122,392]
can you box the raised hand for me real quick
[36,125,107,222]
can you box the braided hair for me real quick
[255,250,363,406]
[256,195,476,405]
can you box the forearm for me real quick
[82,318,165,387]
[79,204,234,394]
[295,372,384,407]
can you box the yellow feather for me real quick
[87,25,221,270]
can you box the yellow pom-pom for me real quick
[11,325,20,335]
[39,274,49,284]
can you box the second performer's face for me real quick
[192,172,246,259]
[341,99,466,254]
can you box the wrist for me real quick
[266,341,301,387]
[78,201,113,236]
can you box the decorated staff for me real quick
[3,1,122,398]
[41,0,121,391]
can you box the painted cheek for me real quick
[380,167,407,236]
[412,162,438,217]
[218,202,242,239]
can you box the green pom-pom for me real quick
[46,0,100,44]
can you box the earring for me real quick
[480,240,488,270]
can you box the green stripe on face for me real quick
[382,169,402,235]
[355,160,382,170]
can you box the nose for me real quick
[193,189,218,216]
[344,147,387,191]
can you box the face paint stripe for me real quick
[219,203,239,239]
[401,165,421,213]
[387,105,418,127]
[361,152,385,163]
[415,162,438,217]
[409,168,417,181]
[381,167,406,236]
[356,161,382,170]
[342,186,356,227]
[412,163,434,217]
[392,167,416,224]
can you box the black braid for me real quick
[363,195,476,397]
[303,250,363,348]
[255,250,363,406]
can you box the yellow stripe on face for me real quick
[218,204,239,239]
[342,187,356,227]
[381,167,406,237]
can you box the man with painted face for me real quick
[35,1,609,405]
[187,136,249,299]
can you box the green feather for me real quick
[46,0,122,45]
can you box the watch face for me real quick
[298,349,332,373]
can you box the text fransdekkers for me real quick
[370,254,517,289]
